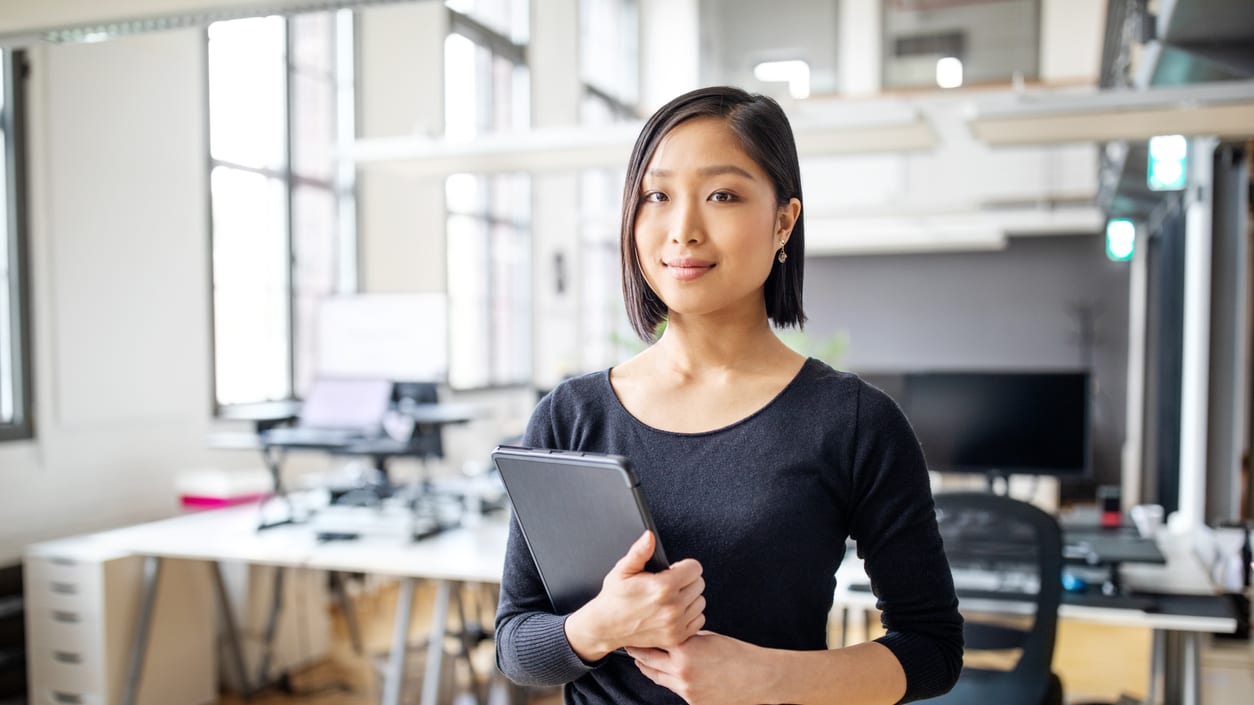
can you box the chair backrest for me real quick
[393,381,444,459]
[928,492,1063,704]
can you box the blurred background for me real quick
[0,1,1251,703]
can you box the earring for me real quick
[777,239,788,264]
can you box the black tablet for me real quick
[491,445,670,614]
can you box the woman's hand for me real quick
[564,531,706,662]
[627,631,777,705]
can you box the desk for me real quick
[834,530,1237,705]
[77,503,508,705]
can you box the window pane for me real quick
[292,12,336,183]
[291,12,333,76]
[448,215,491,389]
[292,184,338,394]
[490,221,531,383]
[446,0,529,44]
[446,173,486,215]
[445,33,480,142]
[211,166,290,404]
[580,0,638,104]
[208,17,286,170]
[292,70,335,182]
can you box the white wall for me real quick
[0,30,254,564]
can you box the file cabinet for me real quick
[24,538,215,705]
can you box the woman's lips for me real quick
[664,259,715,281]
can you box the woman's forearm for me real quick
[759,641,907,705]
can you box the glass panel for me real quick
[446,0,529,44]
[292,70,335,182]
[291,12,333,77]
[292,185,337,396]
[211,166,290,404]
[0,51,6,112]
[446,173,486,215]
[445,33,480,142]
[580,0,638,104]
[208,17,286,170]
[447,215,491,389]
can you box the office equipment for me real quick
[902,370,1090,484]
[316,293,447,382]
[491,446,669,614]
[23,541,215,705]
[263,377,393,447]
[928,492,1065,705]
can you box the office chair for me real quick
[393,381,444,460]
[927,492,1064,705]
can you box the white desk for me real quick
[83,503,509,705]
[834,532,1237,705]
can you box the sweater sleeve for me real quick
[494,393,605,686]
[848,381,964,702]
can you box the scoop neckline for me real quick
[601,357,817,438]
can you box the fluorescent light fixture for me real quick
[1106,218,1136,261]
[754,60,811,99]
[936,57,963,89]
[1147,134,1188,191]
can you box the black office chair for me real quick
[926,492,1064,705]
[393,381,444,459]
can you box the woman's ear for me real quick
[777,198,802,240]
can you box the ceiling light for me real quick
[754,60,811,100]
[936,57,963,89]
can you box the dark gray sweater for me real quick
[495,359,963,703]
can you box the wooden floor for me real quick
[214,580,1235,705]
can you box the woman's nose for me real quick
[669,200,703,244]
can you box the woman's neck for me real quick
[649,310,798,378]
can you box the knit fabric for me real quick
[495,358,963,703]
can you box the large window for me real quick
[444,3,532,390]
[1,49,32,441]
[578,0,638,369]
[208,11,356,407]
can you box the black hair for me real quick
[620,86,806,342]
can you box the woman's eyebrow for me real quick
[645,164,756,180]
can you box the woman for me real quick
[496,86,962,705]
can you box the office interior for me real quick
[0,0,1252,704]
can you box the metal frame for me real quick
[0,48,32,442]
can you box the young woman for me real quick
[495,86,963,705]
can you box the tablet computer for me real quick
[491,445,669,614]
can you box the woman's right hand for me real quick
[564,531,706,662]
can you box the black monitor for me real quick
[902,370,1090,481]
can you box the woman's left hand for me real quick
[627,631,776,705]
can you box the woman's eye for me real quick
[644,191,668,203]
[710,191,735,202]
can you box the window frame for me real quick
[206,12,357,413]
[1,49,33,442]
[444,7,533,392]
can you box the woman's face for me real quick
[634,117,799,324]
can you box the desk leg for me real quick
[421,581,452,705]
[382,577,416,705]
[212,562,253,698]
[256,566,286,690]
[1146,629,1163,705]
[1163,631,1202,705]
[122,556,162,705]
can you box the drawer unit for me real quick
[25,539,215,705]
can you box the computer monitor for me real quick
[902,370,1090,481]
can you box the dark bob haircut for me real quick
[620,85,806,342]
